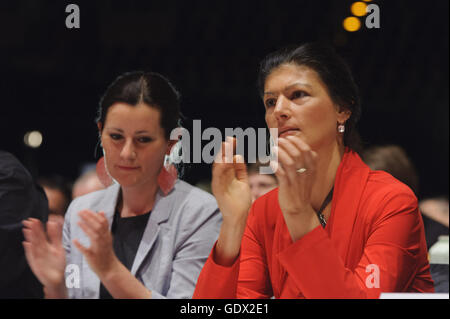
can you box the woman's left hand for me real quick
[274,135,318,213]
[272,135,320,239]
[73,210,119,278]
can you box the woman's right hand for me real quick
[22,218,66,293]
[211,137,252,266]
[212,137,252,224]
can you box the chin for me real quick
[110,173,139,187]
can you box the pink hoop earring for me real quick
[96,156,113,187]
[157,154,178,195]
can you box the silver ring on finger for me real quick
[296,167,307,174]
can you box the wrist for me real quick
[98,255,122,282]
[44,283,67,299]
[215,218,247,266]
[283,206,320,242]
[222,213,247,229]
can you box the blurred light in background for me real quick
[343,16,361,32]
[351,2,368,17]
[24,130,43,148]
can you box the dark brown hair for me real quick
[96,71,181,140]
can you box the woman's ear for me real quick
[97,122,103,141]
[166,139,178,155]
[336,107,351,124]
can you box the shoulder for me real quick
[170,180,218,210]
[0,151,19,166]
[68,186,110,207]
[65,183,119,218]
[162,180,220,222]
[360,170,419,225]
[164,180,221,234]
[342,149,417,209]
[365,170,417,207]
[0,151,21,166]
[0,151,32,185]
[0,151,48,224]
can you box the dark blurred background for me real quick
[0,0,448,199]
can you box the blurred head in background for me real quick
[361,144,419,195]
[37,175,71,224]
[247,159,278,202]
[72,169,104,199]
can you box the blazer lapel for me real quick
[131,188,174,276]
[329,149,370,263]
[81,183,121,298]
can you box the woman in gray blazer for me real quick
[22,72,221,299]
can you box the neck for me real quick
[119,181,159,217]
[310,142,345,214]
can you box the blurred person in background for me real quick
[419,197,449,249]
[72,168,104,199]
[38,175,72,226]
[247,159,278,202]
[361,144,419,195]
[0,151,48,298]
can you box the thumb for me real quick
[73,239,89,256]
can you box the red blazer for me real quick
[194,148,434,298]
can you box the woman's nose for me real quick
[120,140,137,160]
[273,95,290,120]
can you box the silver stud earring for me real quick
[338,124,345,133]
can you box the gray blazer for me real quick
[62,180,221,299]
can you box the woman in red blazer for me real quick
[193,43,434,299]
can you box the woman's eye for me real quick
[291,90,307,100]
[265,98,277,108]
[110,134,122,140]
[137,137,152,143]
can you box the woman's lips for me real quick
[117,165,139,171]
[278,128,300,138]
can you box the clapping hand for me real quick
[73,210,119,279]
[211,137,252,225]
[273,135,318,216]
[22,218,66,291]
[211,137,252,265]
[271,135,320,240]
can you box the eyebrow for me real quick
[106,127,150,134]
[263,82,312,96]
